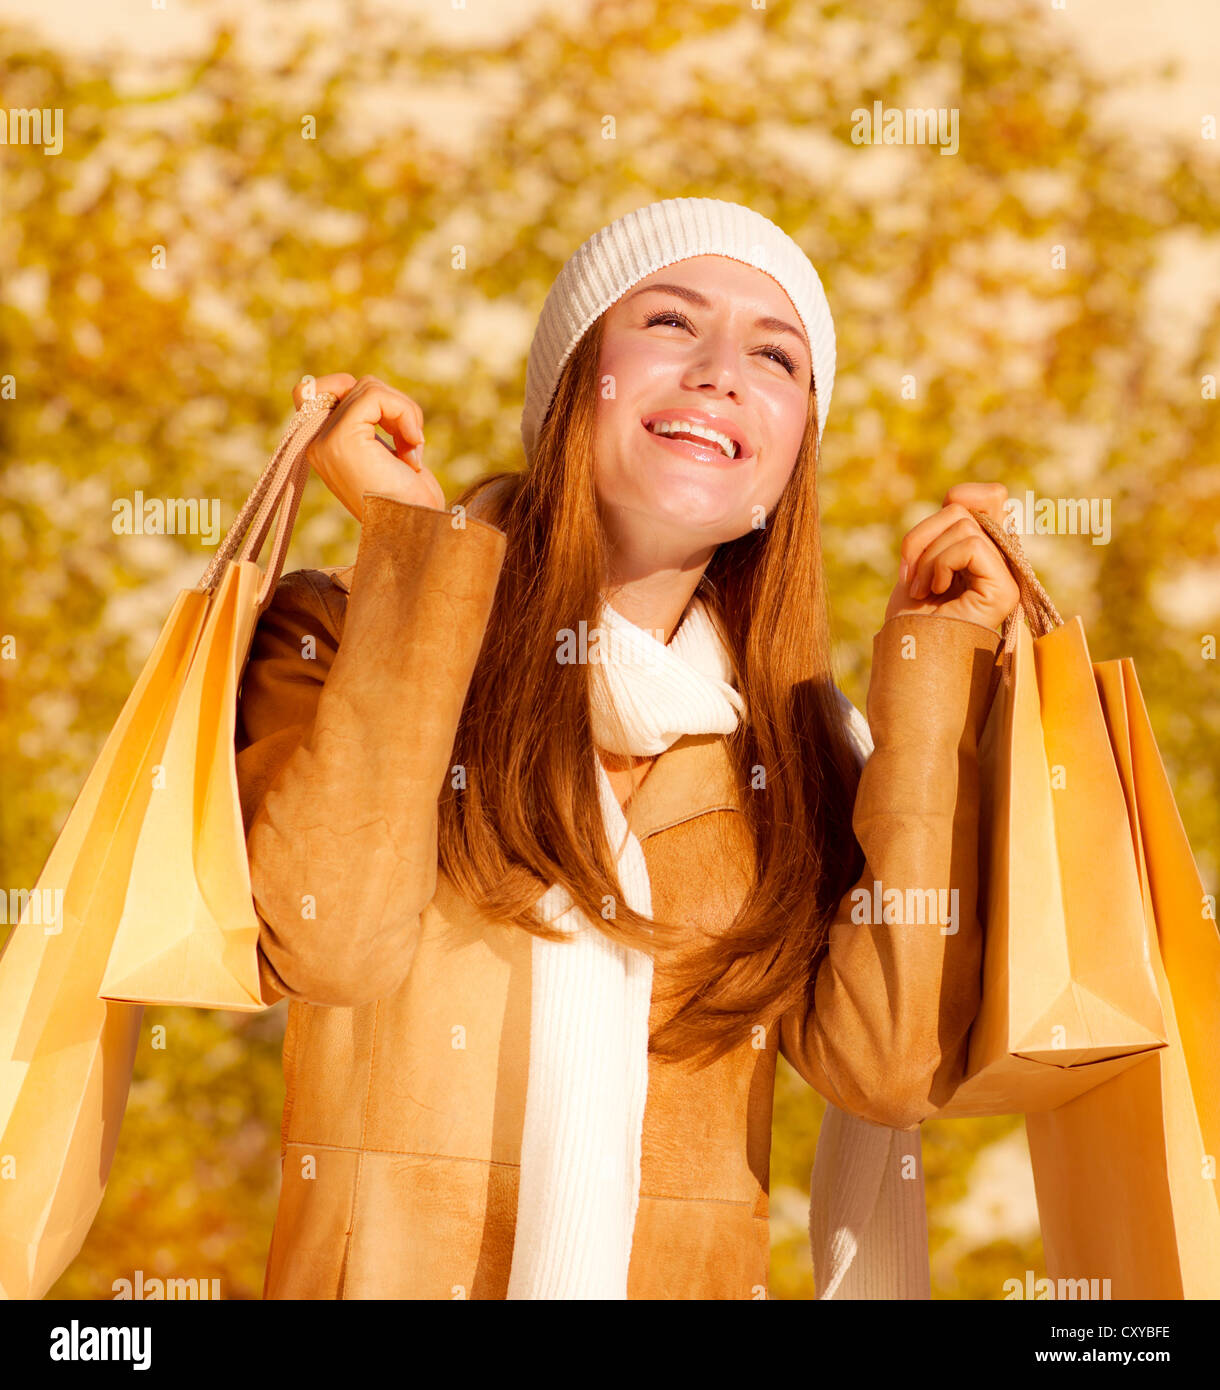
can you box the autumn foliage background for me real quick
[1,0,1217,1299]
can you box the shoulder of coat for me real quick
[268,565,352,638]
[316,562,356,595]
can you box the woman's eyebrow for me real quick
[626,282,809,354]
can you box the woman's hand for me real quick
[884,483,1021,633]
[293,373,446,522]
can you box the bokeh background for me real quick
[1,0,1217,1300]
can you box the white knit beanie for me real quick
[521,196,836,464]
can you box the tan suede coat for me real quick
[234,493,1002,1300]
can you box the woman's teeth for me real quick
[646,419,738,459]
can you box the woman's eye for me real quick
[645,310,692,330]
[761,344,798,375]
[644,309,797,376]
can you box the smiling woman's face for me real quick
[592,254,813,564]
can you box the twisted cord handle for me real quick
[970,507,1065,661]
[197,392,340,611]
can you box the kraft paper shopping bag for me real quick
[936,611,1166,1118]
[0,393,338,1299]
[0,588,209,1298]
[99,559,271,1010]
[97,395,339,1010]
[1025,659,1220,1298]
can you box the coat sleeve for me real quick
[234,493,506,1007]
[778,612,1002,1131]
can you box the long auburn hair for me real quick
[438,311,866,1068]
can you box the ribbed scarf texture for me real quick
[505,596,930,1299]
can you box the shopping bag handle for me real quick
[198,392,341,613]
[970,508,1065,666]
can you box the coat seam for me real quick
[336,999,381,1298]
[637,802,740,842]
[279,1004,300,1161]
[280,1139,762,1210]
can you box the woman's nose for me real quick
[681,333,744,396]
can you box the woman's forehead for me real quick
[626,254,797,305]
[610,257,810,361]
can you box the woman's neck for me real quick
[603,565,709,645]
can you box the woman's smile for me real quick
[640,416,751,469]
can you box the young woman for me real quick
[235,197,1019,1300]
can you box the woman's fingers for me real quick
[293,373,357,409]
[299,373,443,522]
[293,373,428,472]
[335,376,426,468]
[886,485,1020,630]
[943,481,1009,527]
[901,484,1013,588]
[909,517,980,598]
[909,525,1002,601]
[899,502,975,584]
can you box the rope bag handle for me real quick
[967,507,1065,683]
[197,391,341,613]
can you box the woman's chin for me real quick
[639,492,754,543]
[597,472,766,547]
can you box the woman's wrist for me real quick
[889,606,1005,636]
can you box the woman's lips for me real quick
[641,422,746,467]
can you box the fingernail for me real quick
[899,560,909,584]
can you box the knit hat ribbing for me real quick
[521,197,836,464]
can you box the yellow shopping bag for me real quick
[0,393,338,1299]
[1025,659,1220,1297]
[936,515,1166,1117]
[0,589,208,1298]
[98,559,272,1009]
[98,395,340,1009]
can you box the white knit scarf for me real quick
[505,596,929,1299]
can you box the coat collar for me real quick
[321,565,743,839]
[624,732,743,841]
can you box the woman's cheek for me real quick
[758,453,799,518]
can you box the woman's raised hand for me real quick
[293,373,446,522]
[884,482,1022,633]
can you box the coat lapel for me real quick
[624,733,743,841]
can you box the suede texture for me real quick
[234,494,1002,1300]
